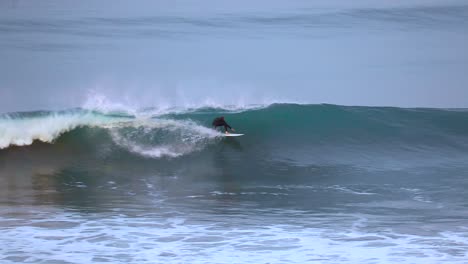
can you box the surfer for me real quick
[212,116,235,134]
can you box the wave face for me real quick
[2,103,468,264]
[0,108,219,158]
[2,103,468,166]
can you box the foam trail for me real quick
[108,119,220,158]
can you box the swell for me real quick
[2,4,467,40]
[2,104,468,160]
[169,104,468,144]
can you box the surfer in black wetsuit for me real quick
[212,116,235,134]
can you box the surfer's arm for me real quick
[222,122,234,133]
[222,121,232,130]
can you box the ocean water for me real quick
[1,0,468,111]
[2,1,468,264]
[1,104,468,263]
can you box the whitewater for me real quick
[2,1,468,263]
[3,99,468,161]
[2,101,468,263]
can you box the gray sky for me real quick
[1,0,468,112]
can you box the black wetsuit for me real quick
[212,117,232,132]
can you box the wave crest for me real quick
[0,110,220,158]
[0,111,122,149]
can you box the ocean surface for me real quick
[1,0,468,111]
[1,104,468,263]
[2,1,468,263]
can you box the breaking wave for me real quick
[2,103,468,162]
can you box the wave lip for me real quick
[0,110,125,149]
[81,92,286,117]
[3,103,468,162]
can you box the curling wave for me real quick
[0,109,220,157]
[2,104,468,162]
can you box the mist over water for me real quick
[1,1,468,264]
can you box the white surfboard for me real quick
[223,133,244,137]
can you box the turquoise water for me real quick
[1,104,468,263]
[1,1,468,263]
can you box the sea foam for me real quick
[0,111,119,149]
[0,110,220,158]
